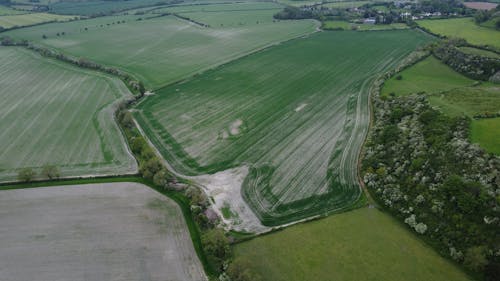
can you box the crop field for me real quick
[417,17,500,49]
[0,12,75,29]
[0,47,136,182]
[0,182,206,281]
[135,30,431,226]
[5,11,317,89]
[233,208,471,281]
[382,55,500,154]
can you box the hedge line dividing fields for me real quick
[135,30,433,226]
[0,47,137,182]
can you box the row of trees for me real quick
[431,39,500,82]
[17,165,60,182]
[362,92,500,279]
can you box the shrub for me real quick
[17,168,35,182]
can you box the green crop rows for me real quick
[5,7,317,89]
[0,47,137,182]
[135,30,432,225]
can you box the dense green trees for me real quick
[363,94,499,280]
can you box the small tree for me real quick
[42,34,47,39]
[226,258,262,281]
[42,164,60,179]
[17,168,35,182]
[202,228,230,270]
[153,168,173,188]
[464,246,488,272]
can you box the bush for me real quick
[226,258,262,281]
[202,228,230,271]
[17,168,35,182]
[41,164,60,179]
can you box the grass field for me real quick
[0,182,206,281]
[0,4,25,15]
[382,55,500,154]
[0,12,75,29]
[321,1,371,9]
[0,47,136,182]
[382,56,474,96]
[48,0,172,15]
[323,20,408,30]
[135,30,431,225]
[417,17,500,49]
[5,11,317,89]
[156,1,283,27]
[470,118,500,154]
[233,208,471,281]
[459,46,500,59]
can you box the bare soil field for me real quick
[463,2,498,10]
[0,182,206,281]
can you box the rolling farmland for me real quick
[4,7,317,89]
[135,30,432,226]
[0,47,136,182]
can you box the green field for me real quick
[48,0,172,15]
[321,1,371,8]
[417,17,500,49]
[135,30,431,225]
[4,11,317,89]
[382,56,474,96]
[0,4,25,15]
[471,118,500,154]
[233,208,471,281]
[459,46,500,59]
[382,55,500,154]
[0,12,75,29]
[323,20,408,31]
[0,47,137,182]
[156,1,283,27]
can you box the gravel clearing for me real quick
[0,182,206,281]
[194,166,269,233]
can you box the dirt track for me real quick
[0,182,206,281]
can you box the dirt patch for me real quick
[230,119,243,135]
[463,2,497,10]
[193,166,269,233]
[295,103,308,112]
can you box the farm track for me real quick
[135,30,433,227]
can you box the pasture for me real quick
[0,4,25,15]
[381,56,474,96]
[323,20,408,30]
[417,17,500,49]
[4,10,317,89]
[471,118,500,154]
[382,55,500,154]
[0,182,206,281]
[48,0,172,15]
[0,12,75,29]
[135,30,431,226]
[459,46,500,59]
[0,47,136,182]
[233,208,471,281]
